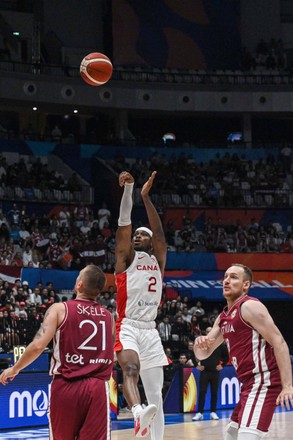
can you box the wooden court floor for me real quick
[112,410,293,440]
[0,410,291,439]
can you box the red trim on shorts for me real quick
[114,319,123,352]
[114,272,128,352]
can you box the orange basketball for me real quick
[80,52,113,86]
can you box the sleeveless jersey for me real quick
[50,299,113,380]
[218,295,280,384]
[115,251,162,323]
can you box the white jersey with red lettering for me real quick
[115,250,162,323]
[114,251,168,369]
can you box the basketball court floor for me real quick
[0,408,291,440]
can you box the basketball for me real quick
[80,52,113,86]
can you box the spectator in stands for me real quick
[189,301,205,317]
[46,236,67,269]
[51,124,62,141]
[22,243,34,266]
[1,310,17,351]
[190,315,202,339]
[41,288,49,305]
[280,236,293,253]
[176,353,189,366]
[19,224,31,245]
[7,203,20,226]
[28,287,43,306]
[158,316,172,344]
[22,281,32,298]
[97,202,111,230]
[58,206,72,228]
[10,251,23,267]
[0,212,9,228]
[68,173,81,193]
[70,256,83,271]
[79,215,92,236]
[15,302,28,319]
[0,222,10,243]
[181,306,192,324]
[73,202,89,227]
[185,340,196,366]
[48,289,60,304]
[171,315,189,345]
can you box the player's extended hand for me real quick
[194,335,216,351]
[141,171,157,197]
[276,385,293,410]
[119,171,134,187]
[0,366,19,385]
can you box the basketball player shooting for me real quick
[114,171,168,439]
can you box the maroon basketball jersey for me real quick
[50,299,113,380]
[218,295,281,385]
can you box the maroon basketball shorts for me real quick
[49,375,111,440]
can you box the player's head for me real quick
[133,227,153,252]
[75,264,106,299]
[223,264,253,300]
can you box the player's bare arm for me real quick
[194,316,223,360]
[115,171,135,273]
[141,171,167,273]
[0,303,63,385]
[241,300,293,410]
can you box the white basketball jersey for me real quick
[115,251,162,322]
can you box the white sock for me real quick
[238,430,265,440]
[225,421,238,440]
[132,404,143,418]
[140,367,164,440]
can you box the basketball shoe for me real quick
[134,404,157,437]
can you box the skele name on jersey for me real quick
[77,304,106,316]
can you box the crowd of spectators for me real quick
[0,270,216,362]
[0,155,84,202]
[0,278,61,353]
[0,200,115,271]
[240,38,287,72]
[110,148,293,209]
[164,215,293,254]
[0,148,292,279]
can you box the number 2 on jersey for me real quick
[148,276,157,292]
[77,319,106,351]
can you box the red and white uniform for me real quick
[219,295,281,433]
[49,299,113,440]
[115,251,168,370]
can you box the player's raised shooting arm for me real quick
[115,172,135,273]
[141,171,167,273]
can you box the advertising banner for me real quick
[0,371,118,429]
[164,271,293,300]
[0,372,51,429]
[164,365,293,413]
